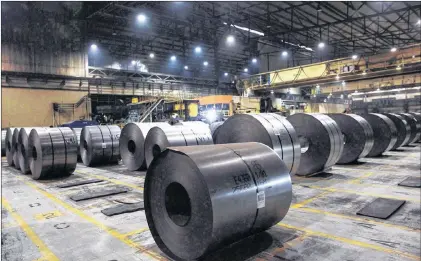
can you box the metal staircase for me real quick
[138,98,164,122]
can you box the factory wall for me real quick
[2,88,89,128]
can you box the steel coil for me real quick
[120,122,170,171]
[145,125,213,168]
[1,130,6,156]
[72,128,82,158]
[18,128,47,174]
[399,113,421,144]
[28,127,78,180]
[80,125,121,166]
[5,128,16,166]
[214,113,300,175]
[286,113,344,175]
[408,112,421,142]
[327,113,374,163]
[360,113,398,156]
[12,128,22,169]
[145,142,292,260]
[382,113,411,149]
[209,121,224,142]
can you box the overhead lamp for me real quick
[342,81,346,86]
[195,46,202,53]
[282,51,288,57]
[137,14,147,23]
[171,55,176,61]
[396,65,402,70]
[184,65,188,70]
[417,19,421,25]
[226,35,235,44]
[224,72,228,76]
[131,60,136,65]
[362,71,367,75]
[352,54,358,60]
[324,99,327,103]
[318,42,325,49]
[203,61,208,66]
[270,90,274,94]
[329,92,332,96]
[244,68,248,72]
[316,84,320,88]
[413,55,416,59]
[149,53,155,58]
[340,94,344,99]
[90,44,98,51]
[390,47,397,52]
[354,90,358,93]
[335,75,340,80]
[377,88,380,91]
[252,58,257,63]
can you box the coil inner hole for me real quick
[165,182,191,227]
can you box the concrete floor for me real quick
[1,144,420,261]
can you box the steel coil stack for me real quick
[28,127,78,180]
[286,113,344,176]
[80,125,121,166]
[145,142,292,261]
[214,113,300,175]
[327,114,374,164]
[5,128,16,166]
[12,128,22,169]
[360,113,398,156]
[120,122,171,171]
[382,113,411,149]
[144,124,213,168]
[18,128,47,174]
[1,130,6,156]
[399,113,421,144]
[71,128,82,159]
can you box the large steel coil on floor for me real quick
[399,113,421,143]
[80,125,121,166]
[18,128,47,174]
[145,142,292,260]
[72,128,82,158]
[120,122,170,171]
[210,121,224,142]
[214,113,300,175]
[144,125,213,168]
[408,112,421,142]
[28,127,78,180]
[12,128,22,169]
[286,113,344,176]
[5,128,16,166]
[360,113,398,156]
[1,130,6,156]
[382,113,411,149]
[327,113,374,164]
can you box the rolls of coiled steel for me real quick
[399,113,421,144]
[360,113,398,156]
[210,121,224,142]
[408,112,421,142]
[120,122,170,171]
[18,128,47,174]
[5,128,16,166]
[382,113,411,149]
[286,113,344,175]
[12,128,22,169]
[144,142,292,261]
[80,125,121,166]
[1,130,6,156]
[214,113,300,175]
[28,127,78,180]
[144,125,213,168]
[327,113,374,164]
[72,128,82,158]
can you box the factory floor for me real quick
[1,144,420,261]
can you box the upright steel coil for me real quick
[1,130,6,156]
[408,112,421,142]
[18,128,47,174]
[120,122,170,171]
[382,113,411,149]
[287,113,344,175]
[327,113,374,164]
[72,128,82,159]
[12,128,22,169]
[214,113,300,175]
[209,121,224,142]
[5,128,16,166]
[360,113,398,156]
[80,125,121,166]
[399,113,421,144]
[144,124,213,168]
[28,127,78,180]
[145,142,292,260]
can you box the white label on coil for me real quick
[257,191,265,209]
[102,143,107,149]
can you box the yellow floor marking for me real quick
[296,207,420,233]
[2,198,60,261]
[277,223,420,261]
[14,175,164,261]
[75,170,144,192]
[123,227,150,237]
[34,210,63,221]
[291,191,331,209]
[348,172,374,184]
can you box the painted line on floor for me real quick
[13,174,163,261]
[277,223,420,261]
[75,170,144,192]
[348,172,374,184]
[123,227,150,238]
[1,198,60,261]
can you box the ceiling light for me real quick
[131,60,136,65]
[362,71,367,75]
[342,81,346,86]
[335,75,340,80]
[396,65,402,70]
[184,65,188,70]
[318,42,325,49]
[412,55,416,59]
[149,53,155,58]
[244,68,248,72]
[377,88,380,91]
[282,51,288,57]
[252,58,257,63]
[270,90,274,94]
[352,54,358,60]
[137,14,146,23]
[195,46,202,53]
[417,19,421,25]
[171,56,176,61]
[390,47,397,52]
[354,90,358,93]
[90,44,98,51]
[324,99,327,103]
[224,72,228,76]
[340,94,344,99]
[316,84,320,88]
[226,35,235,44]
[203,61,208,66]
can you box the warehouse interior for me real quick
[1,1,420,261]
